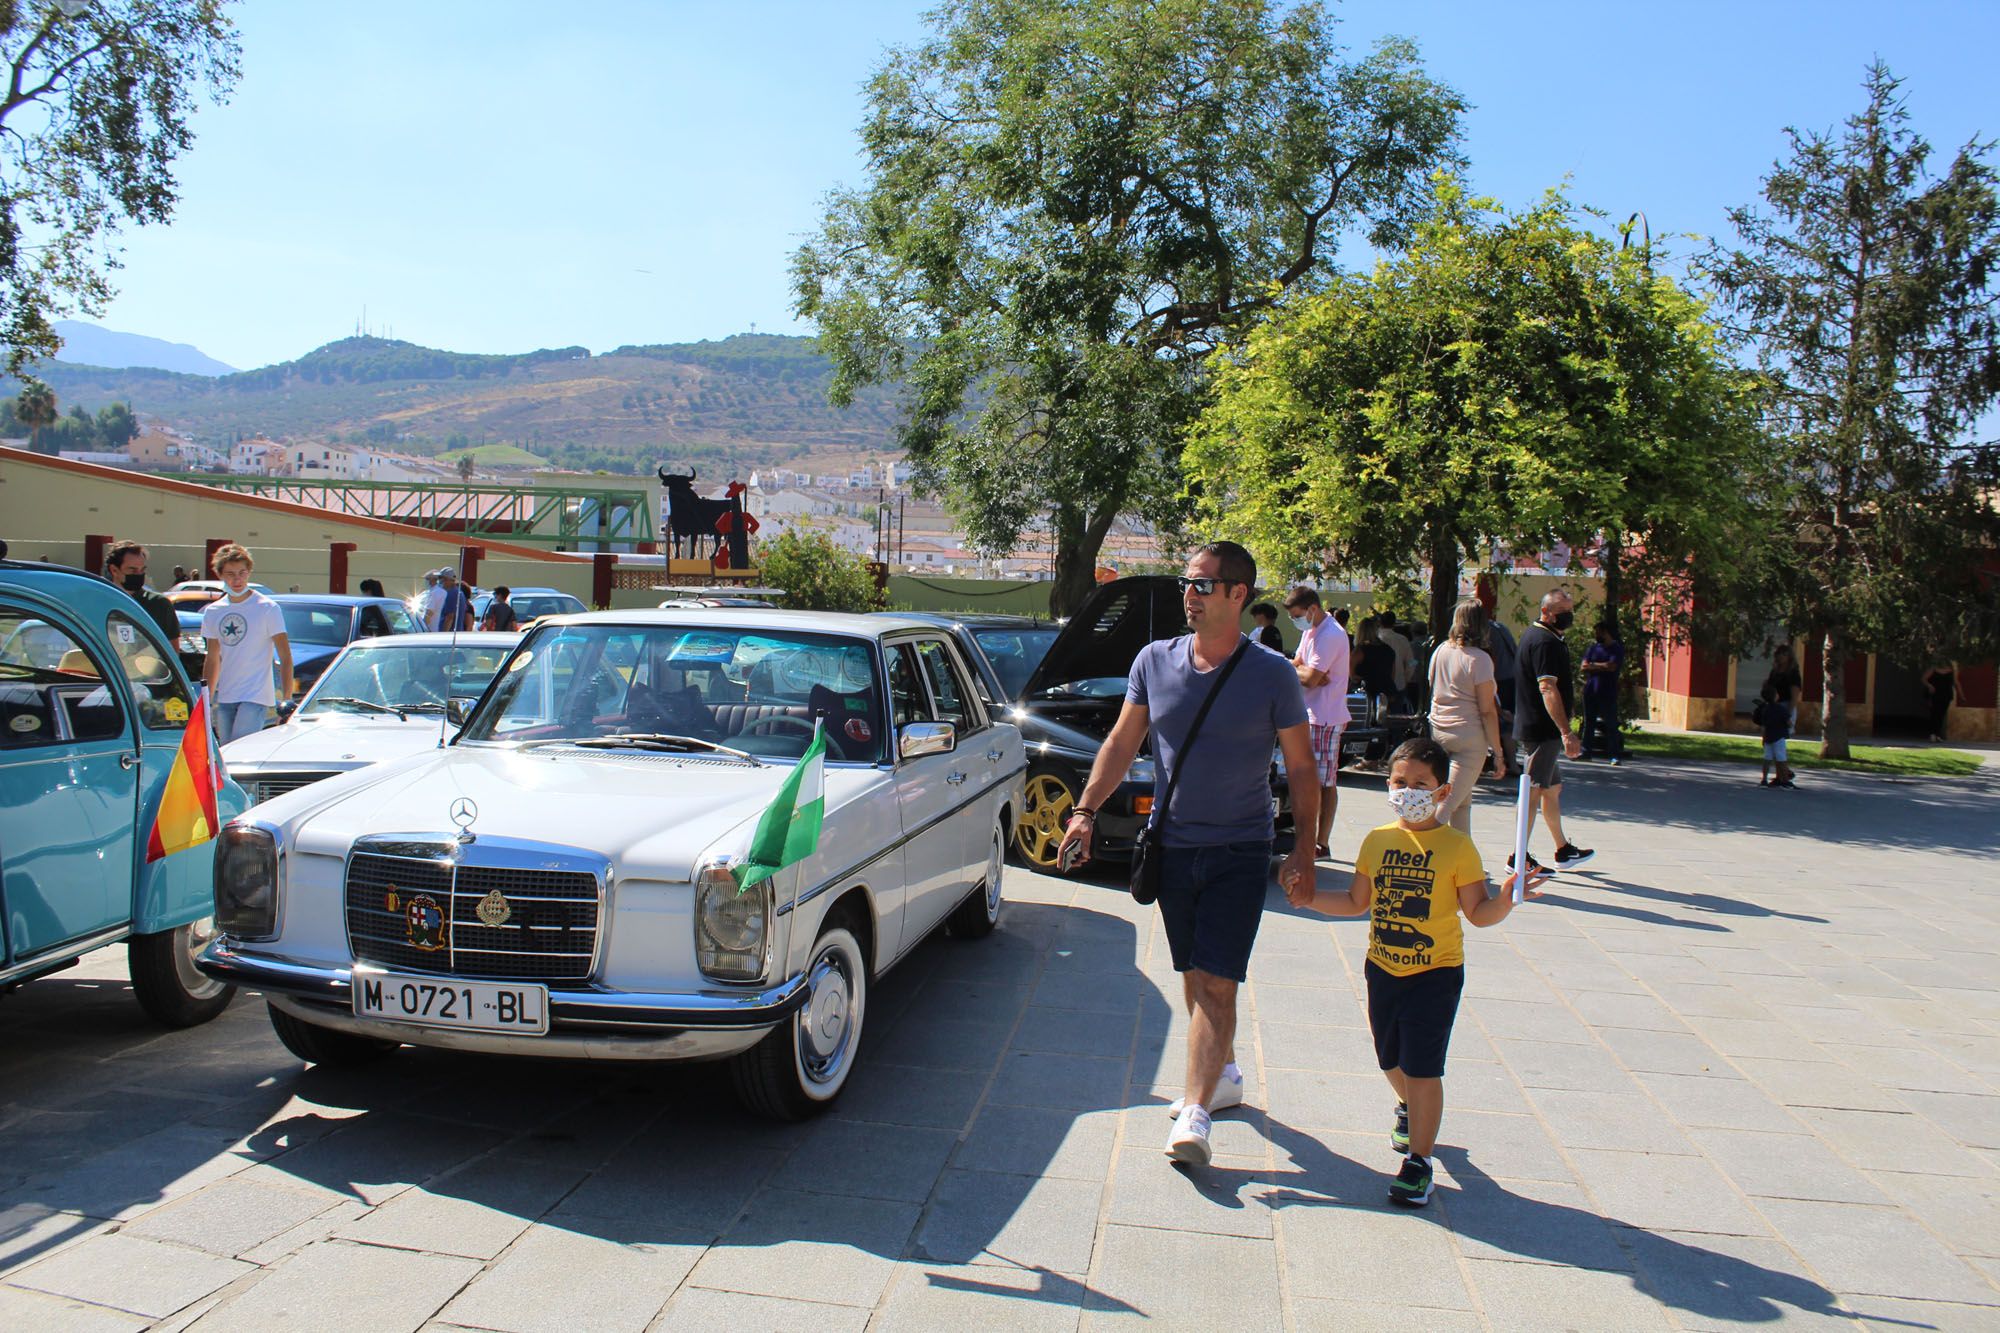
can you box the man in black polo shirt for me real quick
[1514,590,1595,871]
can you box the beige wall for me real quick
[0,448,595,602]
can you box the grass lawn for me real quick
[1622,729,1983,778]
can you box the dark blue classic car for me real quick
[0,561,250,1025]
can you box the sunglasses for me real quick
[1177,576,1239,596]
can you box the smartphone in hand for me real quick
[1058,836,1086,873]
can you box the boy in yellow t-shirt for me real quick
[1291,736,1544,1207]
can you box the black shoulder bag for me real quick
[1130,637,1252,905]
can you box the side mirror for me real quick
[447,697,470,726]
[898,720,956,760]
[275,700,297,721]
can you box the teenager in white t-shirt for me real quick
[201,543,293,744]
[1282,584,1351,860]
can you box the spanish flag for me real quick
[145,692,223,862]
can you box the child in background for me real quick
[1756,685,1794,787]
[1288,736,1543,1207]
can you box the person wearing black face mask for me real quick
[105,539,182,650]
[1512,589,1595,872]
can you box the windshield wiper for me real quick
[316,696,406,718]
[557,733,760,762]
[397,701,450,714]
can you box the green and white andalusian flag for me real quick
[734,721,827,893]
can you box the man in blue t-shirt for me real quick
[1059,541,1316,1169]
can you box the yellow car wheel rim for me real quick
[1016,771,1076,869]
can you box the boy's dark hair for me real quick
[494,585,511,598]
[1195,540,1256,593]
[1332,606,1349,626]
[1249,601,1278,621]
[1389,736,1451,785]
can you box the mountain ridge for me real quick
[53,320,236,376]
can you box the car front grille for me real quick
[343,844,602,982]
[240,772,337,805]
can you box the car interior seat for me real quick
[808,683,881,761]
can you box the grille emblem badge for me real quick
[475,889,513,928]
[406,894,446,951]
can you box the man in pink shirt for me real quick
[1283,585,1352,859]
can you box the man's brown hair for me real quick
[105,539,146,572]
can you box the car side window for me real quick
[887,644,931,730]
[0,606,124,745]
[105,611,192,731]
[916,638,981,733]
[384,604,420,633]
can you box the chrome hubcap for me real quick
[797,945,860,1088]
[178,917,224,997]
[985,831,1003,914]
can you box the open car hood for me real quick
[1019,576,1187,698]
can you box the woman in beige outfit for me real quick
[1427,599,1508,835]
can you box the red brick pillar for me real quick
[204,538,232,578]
[328,542,357,594]
[83,533,114,576]
[592,552,614,610]
[459,545,485,589]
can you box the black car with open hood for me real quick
[888,576,1291,871]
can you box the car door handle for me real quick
[986,749,1002,762]
[946,772,966,785]
[120,752,140,770]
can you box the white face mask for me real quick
[1291,615,1311,632]
[1387,786,1441,823]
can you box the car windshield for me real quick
[302,642,514,717]
[969,626,1059,700]
[512,593,586,621]
[462,623,884,762]
[280,604,352,647]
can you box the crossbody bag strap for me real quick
[1151,636,1252,833]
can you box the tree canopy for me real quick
[1186,179,1771,638]
[793,0,1463,614]
[1706,64,2000,757]
[760,528,885,613]
[0,1,239,380]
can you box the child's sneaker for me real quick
[1166,1066,1244,1117]
[1391,1101,1410,1154]
[1388,1152,1434,1207]
[1166,1104,1213,1167]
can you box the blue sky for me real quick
[92,0,1997,371]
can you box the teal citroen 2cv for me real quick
[0,560,248,1026]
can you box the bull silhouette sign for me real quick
[657,467,757,567]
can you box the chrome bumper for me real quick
[200,940,811,1036]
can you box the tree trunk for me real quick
[1047,501,1120,618]
[1821,627,1850,761]
[1426,521,1459,643]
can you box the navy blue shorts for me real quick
[1366,960,1465,1079]
[1156,840,1273,983]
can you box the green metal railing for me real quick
[182,475,656,548]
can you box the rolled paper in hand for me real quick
[1512,768,1533,904]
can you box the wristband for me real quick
[1069,807,1096,821]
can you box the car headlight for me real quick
[215,824,280,939]
[1125,757,1156,785]
[696,862,768,981]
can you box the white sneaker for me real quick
[1167,1104,1213,1166]
[1167,1068,1245,1117]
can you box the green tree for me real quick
[760,528,885,613]
[1187,179,1770,641]
[14,376,54,453]
[794,0,1462,615]
[1706,65,2000,758]
[1,2,239,378]
[95,400,136,447]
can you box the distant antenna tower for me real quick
[749,322,757,335]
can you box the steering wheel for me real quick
[743,714,818,738]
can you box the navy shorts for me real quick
[1366,960,1465,1079]
[1156,840,1272,983]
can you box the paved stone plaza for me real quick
[1,755,1996,1330]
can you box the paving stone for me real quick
[687,1188,919,1307]
[1732,1056,1911,1113]
[1620,1229,1853,1330]
[441,1221,703,1333]
[1838,1045,1996,1097]
[1569,989,1691,1032]
[954,1105,1118,1182]
[0,1284,147,1332]
[1103,1142,1274,1239]
[868,1015,1016,1071]
[1470,998,1598,1045]
[245,1112,507,1207]
[1290,1298,1483,1331]
[1262,1068,1388,1131]
[1788,1106,1994,1177]
[1444,1109,1575,1183]
[1010,1005,1137,1060]
[1438,1059,1535,1115]
[1864,1172,2000,1259]
[1597,1026,1732,1077]
[14,1123,255,1222]
[122,1175,342,1258]
[1493,1036,1641,1093]
[913,1169,1102,1274]
[1843,1293,2000,1330]
[191,1240,478,1333]
[827,1059,991,1130]
[1896,1090,2000,1152]
[12,1232,251,1318]
[770,1118,959,1203]
[987,1050,1128,1112]
[333,1156,583,1260]
[1757,1198,2000,1305]
[1636,1072,1800,1133]
[1460,1256,1674,1329]
[1568,1148,1766,1236]
[1687,1127,1890,1205]
[1278,1193,1473,1308]
[871,1263,1087,1331]
[551,1134,778,1237]
[0,1204,105,1278]
[1520,1088,1696,1155]
[1242,983,1355,1029]
[1433,1169,1635,1272]
[653,1287,872,1331]
[1080,1224,1280,1327]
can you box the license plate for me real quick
[352,969,549,1035]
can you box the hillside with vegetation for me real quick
[7,333,908,474]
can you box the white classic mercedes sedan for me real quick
[199,610,1025,1119]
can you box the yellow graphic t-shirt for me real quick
[1358,822,1487,976]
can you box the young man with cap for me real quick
[1283,584,1350,860]
[435,568,472,632]
[1058,541,1318,1168]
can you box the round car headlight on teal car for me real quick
[696,863,768,981]
[214,824,280,940]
